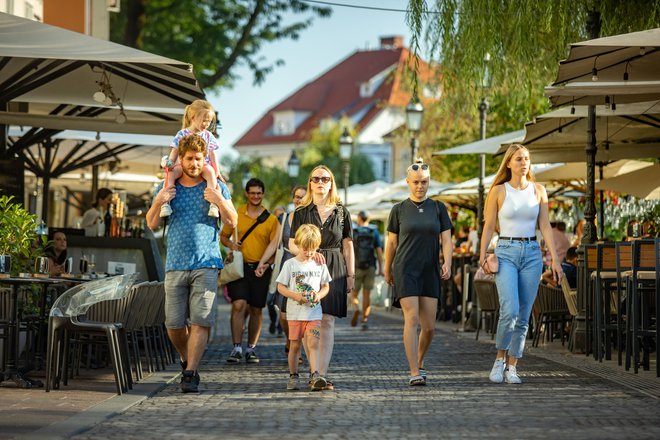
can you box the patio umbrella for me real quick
[432,130,525,156]
[545,80,660,107]
[533,159,654,182]
[497,101,660,163]
[595,164,660,200]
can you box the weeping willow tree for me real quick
[406,0,660,156]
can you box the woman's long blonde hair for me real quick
[182,99,216,130]
[491,144,536,187]
[298,165,342,209]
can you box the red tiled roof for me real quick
[234,46,437,147]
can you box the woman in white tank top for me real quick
[479,144,563,385]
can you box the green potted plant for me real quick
[0,195,46,276]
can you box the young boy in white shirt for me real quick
[276,224,331,391]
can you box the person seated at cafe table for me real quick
[541,246,577,289]
[45,230,68,276]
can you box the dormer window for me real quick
[272,110,311,136]
[359,65,396,98]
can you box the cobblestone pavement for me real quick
[72,305,660,440]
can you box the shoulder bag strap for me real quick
[238,209,270,244]
[276,212,287,250]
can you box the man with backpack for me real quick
[350,211,383,330]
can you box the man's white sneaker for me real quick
[160,202,172,217]
[208,203,220,217]
[489,358,505,383]
[505,366,522,384]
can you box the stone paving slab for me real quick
[68,304,660,440]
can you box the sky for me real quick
[208,1,414,156]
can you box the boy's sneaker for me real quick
[160,202,172,218]
[245,350,260,364]
[489,358,506,383]
[180,370,200,393]
[226,347,242,363]
[208,203,220,218]
[505,366,523,384]
[287,373,300,391]
[361,321,369,331]
[309,371,327,391]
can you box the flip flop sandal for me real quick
[419,368,427,379]
[409,375,426,386]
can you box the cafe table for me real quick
[0,275,71,388]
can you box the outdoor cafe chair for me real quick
[560,275,579,353]
[615,241,632,367]
[474,279,499,341]
[45,274,137,395]
[532,283,571,348]
[627,239,658,376]
[593,243,618,362]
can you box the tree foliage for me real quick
[110,0,331,90]
[406,0,660,155]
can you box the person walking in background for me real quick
[80,187,113,237]
[350,210,383,330]
[384,159,453,386]
[480,144,562,385]
[159,99,224,218]
[548,221,570,265]
[221,178,278,364]
[289,165,354,390]
[46,230,67,276]
[276,224,331,391]
[146,133,237,393]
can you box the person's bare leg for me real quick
[247,306,263,346]
[186,325,210,371]
[288,339,302,374]
[362,288,372,322]
[318,314,335,376]
[230,299,247,344]
[167,326,190,363]
[400,297,421,376]
[166,165,182,188]
[417,296,438,369]
[304,326,322,373]
[201,164,218,189]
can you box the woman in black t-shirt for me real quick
[385,160,453,386]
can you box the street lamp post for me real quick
[287,150,300,189]
[339,127,353,204]
[477,53,492,247]
[405,96,424,161]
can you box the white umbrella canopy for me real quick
[549,28,660,108]
[498,101,660,163]
[595,164,660,199]
[533,159,654,182]
[432,130,525,156]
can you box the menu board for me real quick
[0,158,25,204]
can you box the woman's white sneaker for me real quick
[489,358,505,383]
[505,366,522,384]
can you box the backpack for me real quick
[353,226,376,269]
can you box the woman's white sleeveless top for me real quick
[498,182,539,238]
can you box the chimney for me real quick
[380,35,404,50]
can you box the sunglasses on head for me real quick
[310,176,332,184]
[409,163,429,171]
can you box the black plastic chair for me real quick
[474,279,499,340]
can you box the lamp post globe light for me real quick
[339,127,353,204]
[287,150,300,188]
[405,96,424,161]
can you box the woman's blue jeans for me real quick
[494,239,542,359]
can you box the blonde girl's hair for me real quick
[406,157,431,177]
[491,144,536,187]
[298,165,342,208]
[294,224,322,251]
[182,99,216,130]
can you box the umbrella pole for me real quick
[599,165,605,239]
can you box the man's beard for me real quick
[182,166,202,178]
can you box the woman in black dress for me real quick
[289,165,354,390]
[384,160,453,386]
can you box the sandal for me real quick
[323,380,334,390]
[419,368,427,379]
[409,375,426,386]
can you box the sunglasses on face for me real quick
[408,163,429,172]
[310,176,332,184]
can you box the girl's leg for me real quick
[494,254,521,356]
[288,339,302,374]
[399,296,421,376]
[508,244,543,363]
[201,164,218,189]
[167,165,182,188]
[318,314,335,376]
[417,296,438,368]
[303,323,322,374]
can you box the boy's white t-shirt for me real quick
[276,258,332,321]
